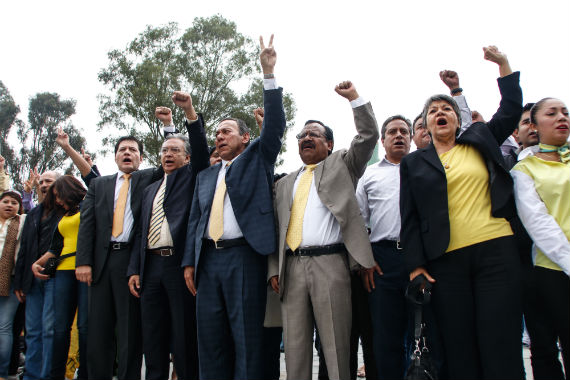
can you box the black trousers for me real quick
[527,266,569,380]
[427,236,524,380]
[140,254,198,380]
[87,248,143,380]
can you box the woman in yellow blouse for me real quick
[511,97,569,379]
[32,176,87,380]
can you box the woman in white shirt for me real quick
[511,97,569,379]
[0,191,26,380]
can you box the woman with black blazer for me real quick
[400,46,524,379]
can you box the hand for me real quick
[269,275,279,294]
[439,70,460,91]
[76,265,93,286]
[32,261,50,281]
[155,106,173,125]
[334,81,359,102]
[253,107,264,130]
[471,110,486,123]
[55,126,70,147]
[483,45,512,77]
[409,266,436,283]
[81,148,94,167]
[14,290,26,303]
[184,266,197,296]
[360,262,383,292]
[0,155,5,172]
[23,169,35,193]
[32,167,40,188]
[259,34,276,75]
[128,275,141,298]
[171,92,197,120]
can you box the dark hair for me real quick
[208,146,217,157]
[421,94,462,137]
[164,134,191,155]
[51,176,87,215]
[219,118,251,147]
[114,136,143,155]
[304,120,334,154]
[0,191,23,215]
[530,98,555,125]
[412,113,423,136]
[522,102,535,114]
[381,115,412,139]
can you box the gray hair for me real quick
[421,94,462,137]
[165,134,191,155]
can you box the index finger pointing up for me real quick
[268,34,274,47]
[259,35,265,50]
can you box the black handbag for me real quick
[42,252,76,277]
[404,274,438,380]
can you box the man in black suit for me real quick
[127,93,209,380]
[76,125,173,380]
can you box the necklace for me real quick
[440,146,457,170]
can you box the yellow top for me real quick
[440,144,513,252]
[57,212,80,270]
[512,156,570,271]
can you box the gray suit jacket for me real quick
[268,102,379,302]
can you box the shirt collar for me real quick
[380,156,401,166]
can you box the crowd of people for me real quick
[0,34,568,380]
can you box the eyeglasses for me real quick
[296,131,325,140]
[161,147,184,155]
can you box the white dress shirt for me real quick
[111,171,134,243]
[356,157,401,242]
[289,162,343,248]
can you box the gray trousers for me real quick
[282,253,351,380]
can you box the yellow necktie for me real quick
[286,164,317,251]
[147,178,167,246]
[209,163,231,242]
[112,173,131,238]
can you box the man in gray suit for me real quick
[268,81,381,380]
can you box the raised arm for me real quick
[55,126,93,177]
[336,81,379,181]
[440,70,472,135]
[482,46,522,144]
[259,34,286,165]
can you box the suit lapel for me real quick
[285,167,302,210]
[420,145,446,175]
[202,164,221,210]
[105,174,118,215]
[313,162,324,192]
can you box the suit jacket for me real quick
[181,88,286,282]
[400,71,523,273]
[76,166,163,284]
[127,115,209,287]
[269,102,379,299]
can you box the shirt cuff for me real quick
[453,94,467,108]
[163,125,176,133]
[186,117,199,125]
[350,97,366,108]
[263,78,278,90]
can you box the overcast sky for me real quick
[2,0,569,175]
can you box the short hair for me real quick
[0,190,23,215]
[522,102,535,114]
[381,115,412,139]
[421,95,462,137]
[114,136,143,155]
[412,114,423,135]
[52,175,87,214]
[530,98,555,125]
[219,117,251,147]
[304,119,334,155]
[164,134,191,155]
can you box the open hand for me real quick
[335,81,359,102]
[259,34,276,74]
[360,262,383,292]
[81,148,94,167]
[128,275,141,298]
[184,266,197,296]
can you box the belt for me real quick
[204,237,248,250]
[147,247,175,256]
[109,242,129,251]
[372,240,402,251]
[286,243,346,257]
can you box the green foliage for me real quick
[98,15,296,166]
[0,85,87,190]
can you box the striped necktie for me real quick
[147,178,167,246]
[286,164,317,251]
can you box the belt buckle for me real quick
[112,242,121,250]
[214,240,221,250]
[396,240,402,250]
[160,249,171,257]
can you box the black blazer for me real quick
[400,72,522,273]
[127,116,209,287]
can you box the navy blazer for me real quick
[400,72,523,272]
[182,88,286,282]
[127,115,209,287]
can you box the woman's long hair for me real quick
[45,175,87,216]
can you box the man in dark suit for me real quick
[127,93,209,380]
[76,125,173,380]
[181,34,285,380]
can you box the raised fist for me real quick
[335,81,359,102]
[439,70,460,91]
[483,46,508,66]
[155,106,173,125]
